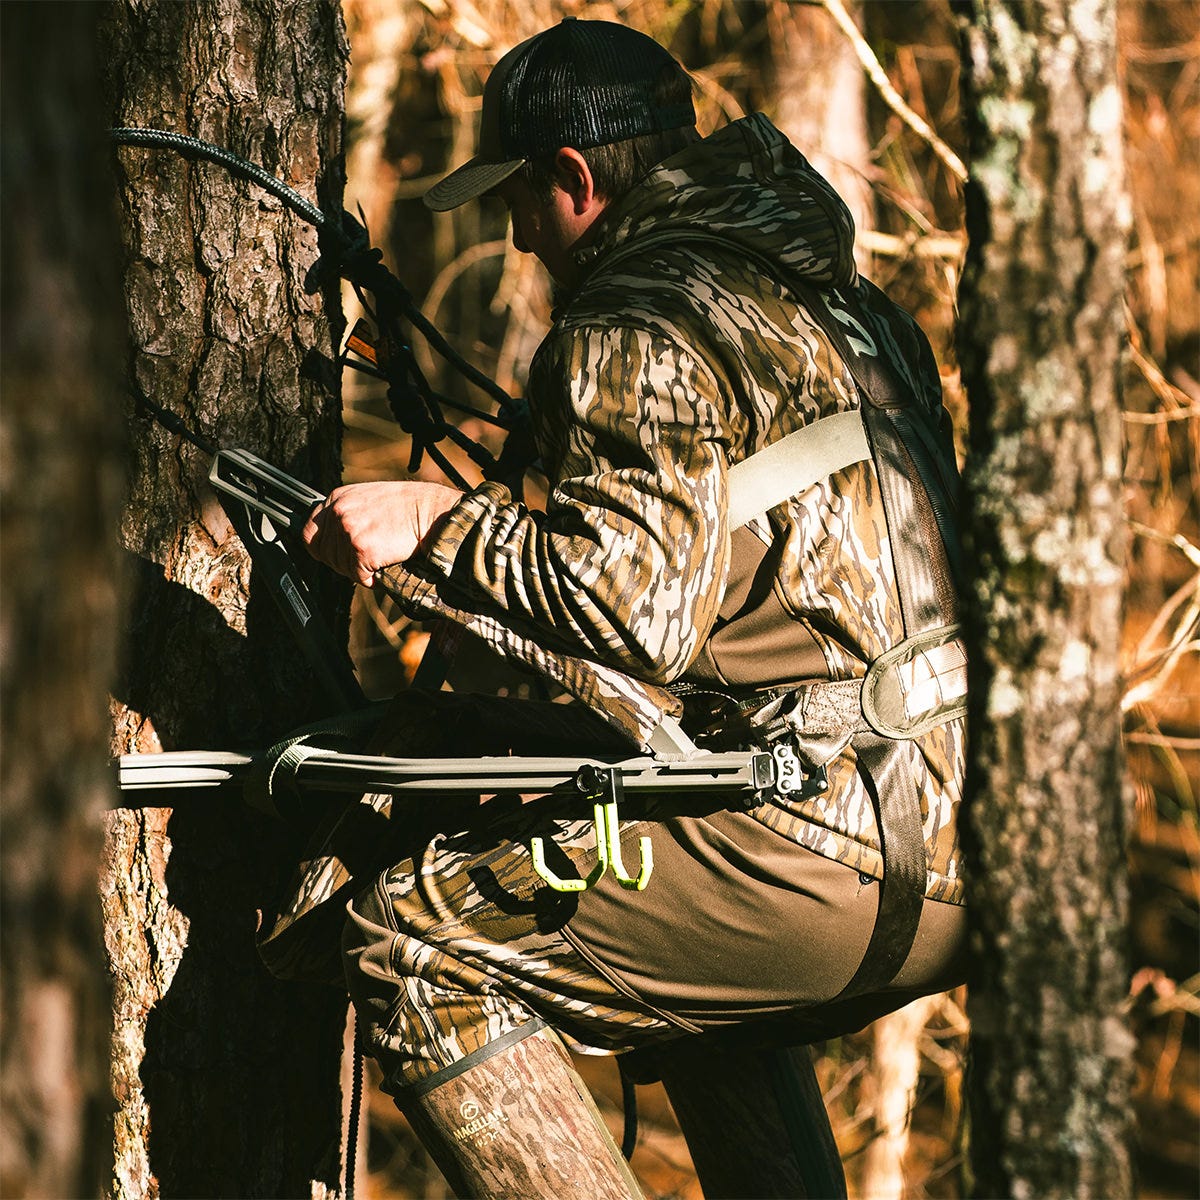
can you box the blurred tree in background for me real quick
[0,4,123,1194]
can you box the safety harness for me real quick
[797,277,966,998]
[580,230,967,996]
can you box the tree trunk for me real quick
[0,4,126,1195]
[768,0,874,271]
[859,995,941,1200]
[956,2,1134,1196]
[100,1,351,1195]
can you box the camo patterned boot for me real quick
[396,1022,643,1200]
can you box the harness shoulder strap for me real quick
[726,410,870,530]
[789,278,963,999]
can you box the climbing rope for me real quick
[110,127,532,492]
[112,126,328,226]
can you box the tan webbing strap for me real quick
[793,281,958,998]
[726,410,870,531]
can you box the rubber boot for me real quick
[396,1021,644,1200]
[657,1038,847,1199]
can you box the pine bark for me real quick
[0,4,126,1195]
[956,2,1134,1196]
[100,2,351,1195]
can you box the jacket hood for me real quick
[573,113,859,292]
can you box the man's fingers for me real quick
[303,500,355,580]
[300,500,325,550]
[300,481,462,584]
[302,496,386,586]
[301,502,331,562]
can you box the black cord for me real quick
[112,127,536,486]
[110,128,335,239]
[619,1059,639,1160]
[132,388,217,455]
[345,1010,364,1200]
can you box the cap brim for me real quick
[423,157,526,212]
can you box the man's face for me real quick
[491,173,582,288]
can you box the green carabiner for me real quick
[600,798,654,891]
[530,801,610,893]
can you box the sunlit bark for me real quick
[957,1,1134,1195]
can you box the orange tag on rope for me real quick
[344,319,379,367]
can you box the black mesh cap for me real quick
[424,19,695,212]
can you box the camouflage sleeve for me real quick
[411,321,734,685]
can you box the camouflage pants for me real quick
[341,784,966,1091]
[342,797,677,1090]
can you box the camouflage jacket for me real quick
[382,114,966,904]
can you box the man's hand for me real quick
[302,480,463,586]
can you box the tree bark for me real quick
[0,4,126,1195]
[768,0,874,271]
[956,2,1134,1196]
[100,1,351,1195]
[859,995,941,1200]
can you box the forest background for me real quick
[0,0,1196,1198]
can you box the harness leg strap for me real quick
[833,733,926,999]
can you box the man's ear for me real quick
[553,147,598,215]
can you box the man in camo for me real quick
[302,17,967,1199]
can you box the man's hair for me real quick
[519,62,699,203]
